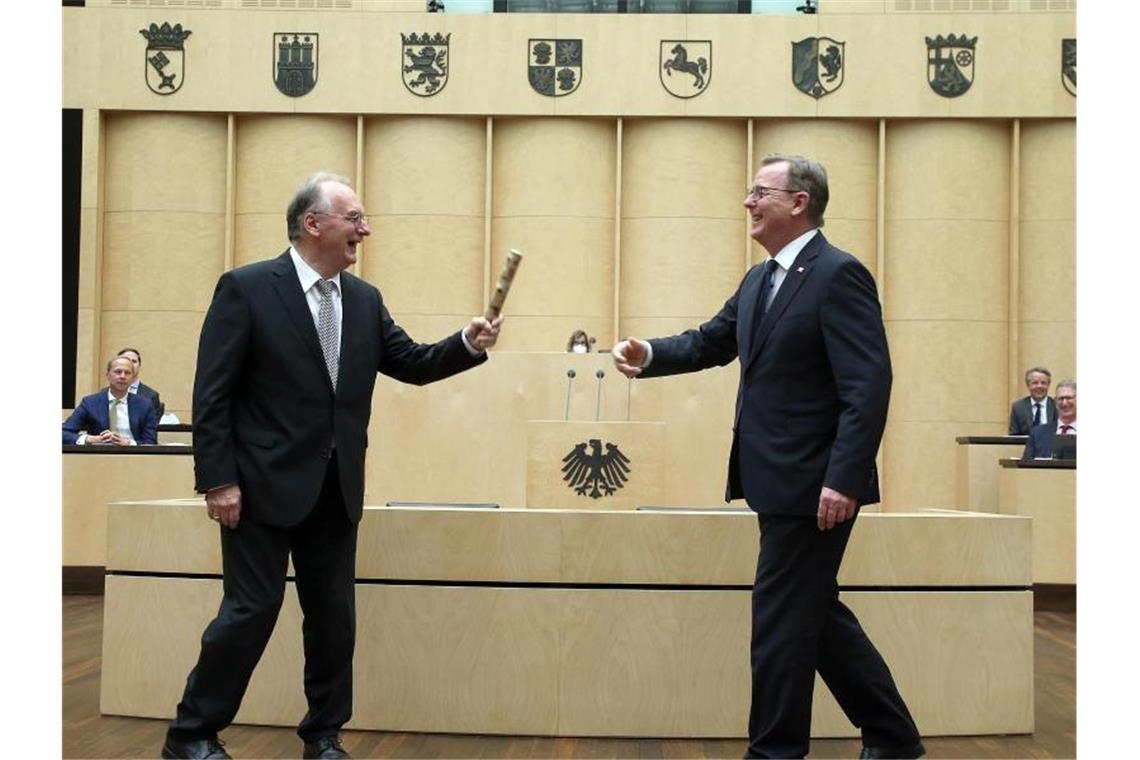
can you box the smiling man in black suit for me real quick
[162,172,501,760]
[612,155,923,759]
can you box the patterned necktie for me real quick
[1032,402,1042,426]
[315,279,339,390]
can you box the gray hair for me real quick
[1024,366,1052,385]
[1055,380,1076,394]
[760,154,829,227]
[286,171,352,242]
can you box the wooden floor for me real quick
[63,595,1075,759]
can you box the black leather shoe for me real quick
[161,735,231,760]
[858,741,925,759]
[303,736,352,759]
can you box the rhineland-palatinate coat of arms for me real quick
[528,39,582,97]
[660,41,711,99]
[402,32,450,96]
[561,439,630,499]
[274,33,318,97]
[1062,38,1076,96]
[792,36,844,99]
[926,33,976,98]
[139,22,192,95]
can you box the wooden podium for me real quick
[526,421,665,509]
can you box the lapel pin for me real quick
[796,266,805,273]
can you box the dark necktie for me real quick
[757,258,779,320]
[1032,402,1042,426]
[1059,424,1072,435]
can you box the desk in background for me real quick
[998,458,1076,584]
[955,435,1027,512]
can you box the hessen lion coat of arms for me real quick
[529,39,582,97]
[792,37,844,99]
[402,32,450,96]
[1062,38,1076,96]
[139,22,192,95]
[926,33,977,98]
[660,41,711,99]
[561,439,630,499]
[274,33,318,98]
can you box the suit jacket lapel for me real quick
[270,251,335,394]
[737,266,764,365]
[743,233,825,376]
[338,274,365,390]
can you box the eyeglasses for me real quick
[745,184,802,201]
[311,211,370,227]
[1056,396,1076,403]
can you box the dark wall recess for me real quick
[62,108,82,409]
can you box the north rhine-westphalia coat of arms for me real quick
[926,33,976,98]
[139,22,192,96]
[792,37,844,99]
[274,33,318,98]
[660,41,711,99]
[529,39,582,97]
[402,32,450,96]
[561,439,631,499]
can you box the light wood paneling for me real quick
[63,454,195,566]
[99,310,205,416]
[882,421,999,511]
[955,441,1028,512]
[998,464,1076,584]
[100,575,1033,737]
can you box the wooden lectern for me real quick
[526,420,665,509]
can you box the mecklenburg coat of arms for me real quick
[529,39,582,97]
[1062,38,1076,96]
[792,37,844,99]
[660,41,711,99]
[926,34,976,98]
[402,32,450,96]
[274,33,318,98]
[139,22,191,96]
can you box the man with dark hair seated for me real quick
[63,355,159,446]
[117,346,166,419]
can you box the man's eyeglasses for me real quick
[312,211,370,226]
[1056,396,1076,403]
[745,184,802,201]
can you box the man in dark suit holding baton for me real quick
[612,155,922,759]
[162,172,501,760]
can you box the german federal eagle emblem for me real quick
[926,33,976,98]
[274,33,318,97]
[529,39,582,97]
[561,439,631,499]
[660,41,711,99]
[402,32,450,96]
[139,22,191,95]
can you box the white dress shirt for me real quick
[1055,419,1077,434]
[76,390,137,445]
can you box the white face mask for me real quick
[571,344,588,354]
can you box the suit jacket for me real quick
[62,390,159,445]
[642,232,891,516]
[135,382,165,420]
[1008,395,1057,436]
[1023,422,1075,460]
[192,250,487,527]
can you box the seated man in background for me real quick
[117,346,166,419]
[62,355,159,446]
[1008,366,1055,435]
[1023,380,1076,460]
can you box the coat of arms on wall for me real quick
[274,34,318,97]
[926,34,976,98]
[139,22,191,95]
[1062,38,1076,96]
[402,32,450,96]
[562,439,630,499]
[792,36,845,99]
[529,39,582,97]
[660,41,711,99]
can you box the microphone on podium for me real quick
[595,368,605,421]
[564,369,576,421]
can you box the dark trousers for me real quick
[169,458,358,743]
[745,512,921,759]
